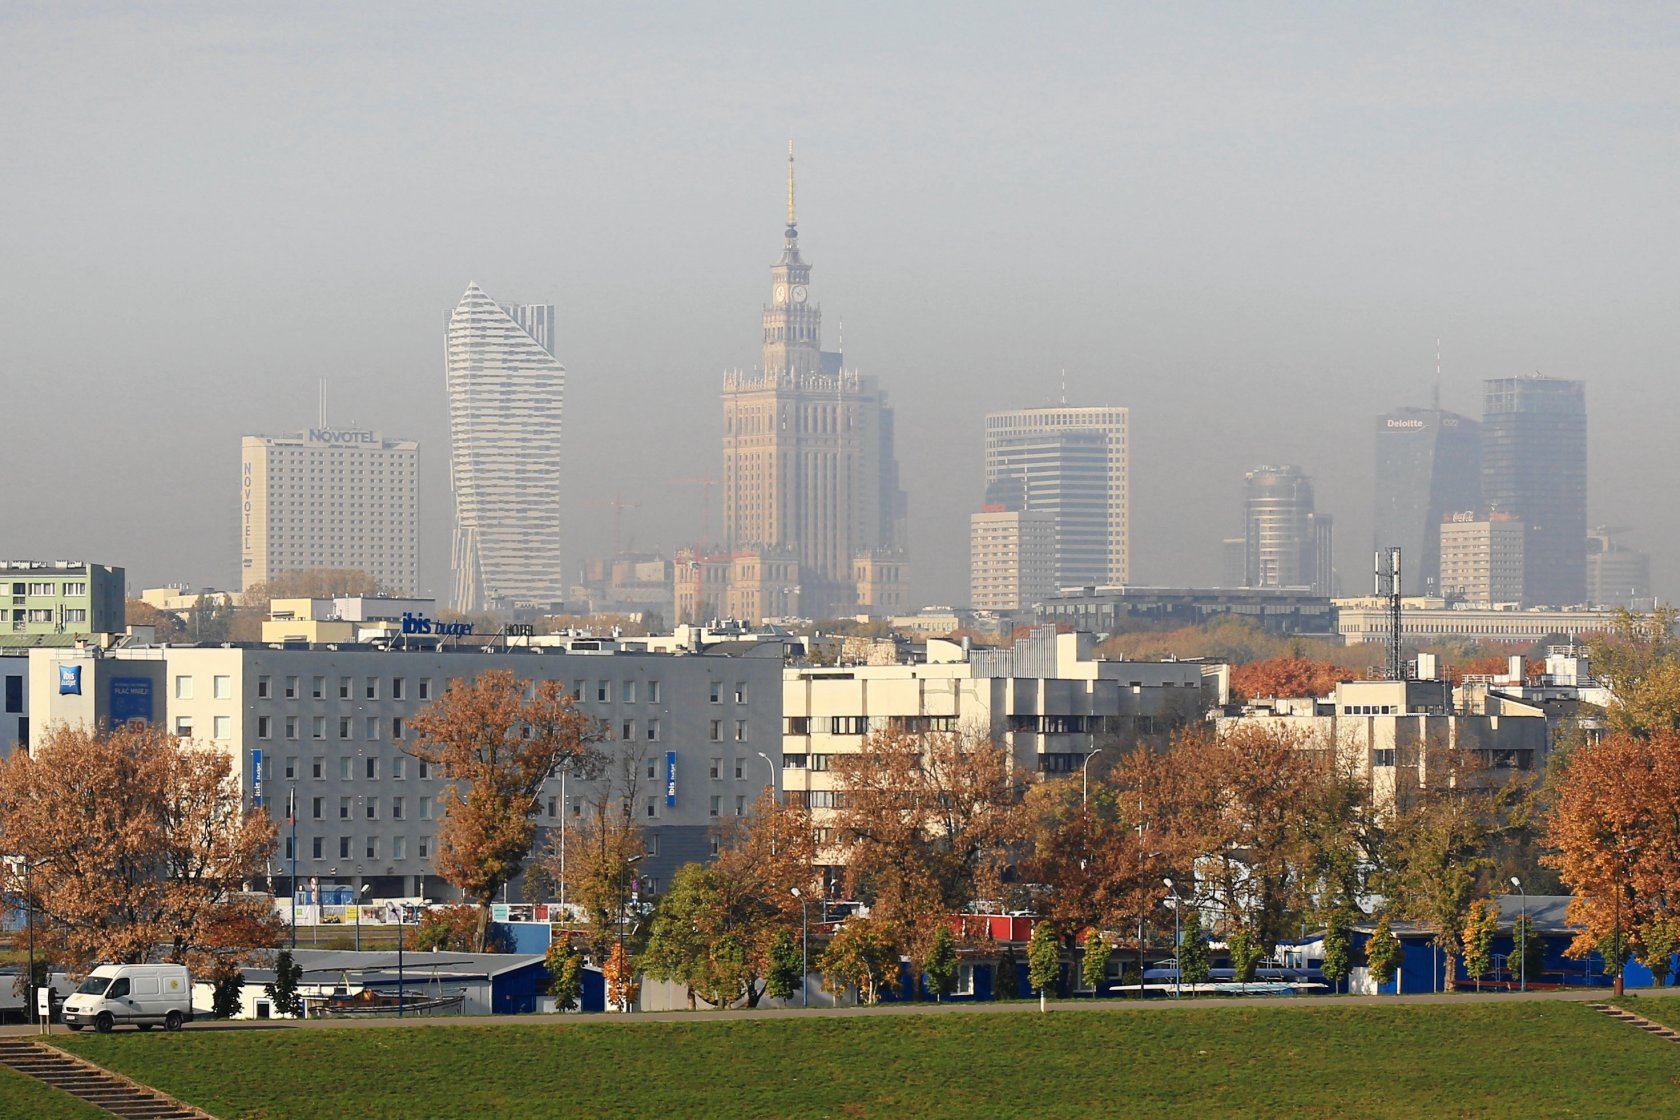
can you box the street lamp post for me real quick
[618,854,643,1012]
[1163,877,1181,1000]
[397,900,405,1018]
[1510,876,1526,993]
[756,751,777,798]
[791,887,809,1008]
[1081,748,1103,809]
[356,884,370,952]
[558,760,570,918]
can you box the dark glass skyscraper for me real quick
[1372,408,1482,595]
[1482,376,1587,606]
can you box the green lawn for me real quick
[54,1001,1680,1120]
[0,1064,110,1119]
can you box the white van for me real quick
[62,964,193,1033]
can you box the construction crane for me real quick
[588,490,641,558]
[669,478,721,546]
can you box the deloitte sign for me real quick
[401,612,474,638]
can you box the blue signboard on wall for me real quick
[58,665,81,695]
[251,749,264,808]
[110,677,152,725]
[666,751,678,807]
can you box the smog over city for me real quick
[3,3,1678,606]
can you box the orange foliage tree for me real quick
[1544,729,1680,992]
[403,670,602,947]
[0,723,279,971]
[1230,656,1356,700]
[830,728,1022,977]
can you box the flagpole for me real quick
[289,784,298,951]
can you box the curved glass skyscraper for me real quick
[445,283,566,613]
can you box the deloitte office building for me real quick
[28,627,783,901]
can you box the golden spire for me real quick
[786,140,796,228]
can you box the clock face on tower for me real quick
[774,284,788,304]
[791,285,808,303]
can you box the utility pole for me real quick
[1375,547,1404,681]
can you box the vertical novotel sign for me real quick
[665,751,678,807]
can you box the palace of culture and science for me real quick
[688,146,908,622]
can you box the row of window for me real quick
[9,581,87,596]
[285,834,430,862]
[279,755,432,781]
[254,675,430,702]
[298,793,434,820]
[256,714,407,741]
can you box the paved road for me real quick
[7,983,1673,1036]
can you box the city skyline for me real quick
[5,7,1679,606]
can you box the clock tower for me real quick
[762,142,825,380]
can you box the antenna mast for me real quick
[1376,547,1404,680]
[786,140,796,228]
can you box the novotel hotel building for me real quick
[241,429,420,596]
[26,634,784,902]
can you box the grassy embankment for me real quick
[50,999,1680,1119]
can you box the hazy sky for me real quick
[5,3,1679,606]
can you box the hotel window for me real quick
[339,677,352,700]
[311,837,323,860]
[419,837,432,859]
[709,682,722,703]
[710,720,722,742]
[365,678,379,700]
[339,837,351,859]
[366,798,379,820]
[213,675,232,700]
[646,798,658,820]
[284,676,298,699]
[366,717,380,740]
[623,680,637,703]
[647,719,660,742]
[258,716,272,740]
[366,836,379,859]
[419,759,431,780]
[596,680,610,702]
[709,795,721,817]
[393,836,407,860]
[312,756,324,779]
[311,676,326,700]
[419,678,432,700]
[734,758,745,780]
[174,716,193,738]
[366,757,380,780]
[735,720,747,742]
[621,720,634,741]
[420,796,433,820]
[287,716,301,740]
[648,681,661,703]
[734,683,747,703]
[339,716,352,739]
[174,676,193,700]
[211,716,230,740]
[392,717,404,740]
[311,797,323,820]
[340,757,353,781]
[257,675,271,699]
[339,797,351,820]
[392,756,405,780]
[735,795,746,816]
[710,757,722,779]
[312,716,326,740]
[392,678,406,700]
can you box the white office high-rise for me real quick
[445,283,567,613]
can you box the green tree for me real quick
[1586,608,1680,738]
[924,924,958,1002]
[209,960,245,1019]
[766,928,803,1003]
[545,937,585,1012]
[1028,920,1061,1012]
[265,950,303,1018]
[1080,929,1110,995]
[641,863,760,1009]
[817,918,900,1006]
[1179,910,1211,985]
[1510,913,1543,987]
[1366,913,1403,991]
[1227,927,1263,983]
[1461,898,1499,991]
[1320,909,1352,994]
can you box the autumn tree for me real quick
[831,728,1021,980]
[539,797,644,962]
[123,600,189,643]
[408,903,508,953]
[1366,913,1402,991]
[1586,608,1680,738]
[402,670,602,949]
[0,723,279,971]
[1379,738,1527,991]
[1018,773,1156,940]
[1462,898,1499,991]
[240,568,385,606]
[1543,729,1680,995]
[1231,656,1356,701]
[1080,929,1110,995]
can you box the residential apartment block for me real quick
[0,560,124,637]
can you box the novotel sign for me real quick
[306,428,380,445]
[401,612,474,637]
